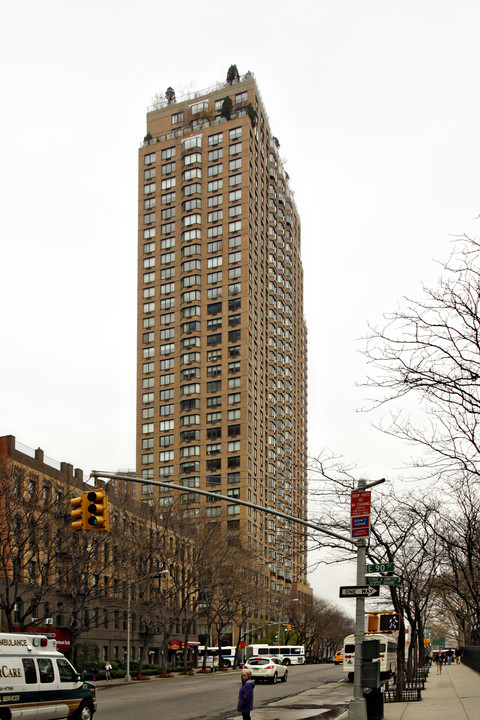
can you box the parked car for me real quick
[325,655,335,663]
[334,650,344,665]
[243,655,288,683]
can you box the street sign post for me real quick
[351,491,371,517]
[339,585,380,598]
[366,562,395,573]
[351,515,370,538]
[365,576,400,586]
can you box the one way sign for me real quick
[339,585,380,598]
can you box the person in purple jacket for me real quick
[237,669,255,720]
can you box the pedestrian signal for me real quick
[86,488,110,531]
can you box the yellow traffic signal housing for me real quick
[86,488,109,531]
[71,493,88,531]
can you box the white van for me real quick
[0,633,97,720]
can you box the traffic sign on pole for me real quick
[366,562,395,573]
[365,576,400,586]
[351,490,371,517]
[339,585,380,598]
[351,515,370,538]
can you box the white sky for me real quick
[1,0,480,607]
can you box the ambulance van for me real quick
[0,633,97,720]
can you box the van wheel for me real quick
[75,702,93,720]
[0,711,8,720]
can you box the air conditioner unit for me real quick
[45,618,53,625]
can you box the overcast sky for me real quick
[1,0,479,607]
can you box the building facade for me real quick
[136,72,309,611]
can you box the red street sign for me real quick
[351,515,370,538]
[351,491,371,517]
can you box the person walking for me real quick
[435,651,444,675]
[91,662,98,681]
[237,669,255,720]
[105,662,112,681]
[455,647,462,664]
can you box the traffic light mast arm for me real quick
[91,470,357,546]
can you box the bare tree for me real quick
[363,234,480,484]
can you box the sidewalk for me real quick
[382,662,480,720]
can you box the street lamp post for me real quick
[125,570,169,683]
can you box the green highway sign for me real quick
[366,562,395,573]
[366,576,400,586]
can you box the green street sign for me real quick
[366,576,400,586]
[366,562,395,573]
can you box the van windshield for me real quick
[57,658,78,682]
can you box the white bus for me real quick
[246,644,305,665]
[198,645,236,668]
[342,633,397,682]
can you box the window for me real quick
[228,471,240,483]
[227,504,240,515]
[207,364,221,377]
[183,167,202,181]
[229,189,242,202]
[208,179,223,192]
[208,163,223,177]
[144,240,155,254]
[207,301,222,315]
[229,251,241,264]
[180,414,200,426]
[208,210,223,223]
[207,271,222,284]
[183,182,202,196]
[229,173,241,187]
[182,135,202,151]
[144,182,156,195]
[182,197,202,212]
[191,100,209,114]
[182,336,201,349]
[171,112,183,124]
[161,252,175,265]
[143,272,155,284]
[207,318,222,331]
[229,127,242,141]
[181,366,200,380]
[228,392,241,405]
[228,297,241,311]
[160,373,174,385]
[143,422,154,434]
[184,152,202,166]
[228,377,240,389]
[207,395,222,408]
[229,205,241,218]
[182,274,200,288]
[228,408,241,421]
[161,191,175,205]
[207,411,222,423]
[160,282,175,295]
[228,440,241,452]
[229,142,242,155]
[161,207,175,220]
[208,148,223,162]
[182,229,201,243]
[38,659,55,684]
[182,243,201,258]
[180,398,200,412]
[162,222,175,235]
[144,212,155,225]
[229,158,242,172]
[181,351,201,365]
[207,225,222,238]
[144,167,156,181]
[208,194,222,208]
[235,91,247,104]
[228,423,241,436]
[160,267,175,280]
[207,332,222,346]
[162,162,176,175]
[208,132,223,146]
[144,152,156,165]
[161,147,176,160]
[229,329,241,342]
[161,177,176,190]
[180,445,200,457]
[181,383,200,395]
[181,305,200,319]
[181,290,201,304]
[207,380,222,393]
[228,220,241,234]
[159,388,174,400]
[161,237,175,250]
[183,213,201,227]
[181,260,201,273]
[159,358,174,370]
[206,506,221,517]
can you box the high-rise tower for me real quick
[136,72,309,608]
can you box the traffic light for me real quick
[379,613,400,631]
[71,492,87,531]
[285,624,292,631]
[86,488,109,531]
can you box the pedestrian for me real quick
[455,647,462,664]
[435,652,444,675]
[237,668,255,720]
[105,661,112,681]
[91,662,98,682]
[446,649,453,665]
